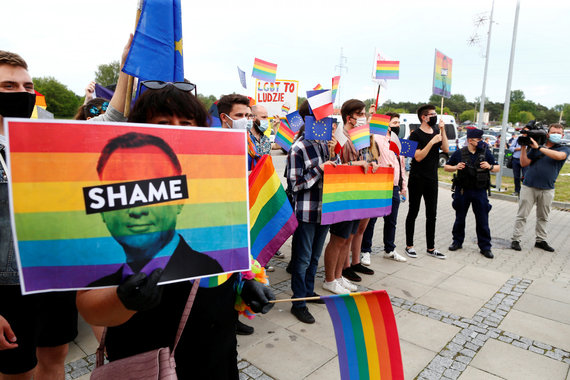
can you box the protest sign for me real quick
[433,49,453,98]
[254,79,299,119]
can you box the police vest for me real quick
[455,147,490,190]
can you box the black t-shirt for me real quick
[409,128,442,181]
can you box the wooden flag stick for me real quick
[269,296,324,303]
[123,5,142,118]
[374,84,381,109]
[440,95,444,116]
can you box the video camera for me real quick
[518,120,547,146]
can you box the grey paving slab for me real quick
[409,255,466,275]
[399,340,438,380]
[416,287,487,318]
[304,358,340,380]
[453,266,512,287]
[514,293,570,325]
[458,366,505,380]
[392,265,452,287]
[525,278,570,304]
[369,274,433,302]
[437,275,501,301]
[73,317,98,357]
[395,310,460,352]
[65,342,87,364]
[286,306,337,352]
[470,339,569,380]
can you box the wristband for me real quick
[349,161,352,166]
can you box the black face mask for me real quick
[0,92,36,118]
[427,115,438,127]
[391,127,400,136]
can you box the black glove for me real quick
[241,280,275,314]
[117,268,164,311]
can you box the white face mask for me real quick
[258,119,269,132]
[224,114,249,129]
[355,117,367,127]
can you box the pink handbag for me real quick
[90,279,200,379]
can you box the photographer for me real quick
[511,123,569,252]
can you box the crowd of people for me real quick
[1,42,568,379]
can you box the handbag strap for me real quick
[95,278,201,367]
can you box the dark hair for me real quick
[216,94,250,117]
[74,97,110,120]
[128,85,210,126]
[0,50,28,70]
[341,99,365,124]
[548,123,564,133]
[97,132,181,179]
[385,112,400,121]
[417,104,436,121]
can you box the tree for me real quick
[197,94,217,112]
[517,111,535,124]
[95,61,120,87]
[460,110,475,122]
[510,89,525,102]
[33,76,81,119]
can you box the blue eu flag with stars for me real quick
[400,138,419,158]
[305,116,333,141]
[286,110,304,132]
[123,0,184,82]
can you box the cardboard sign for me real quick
[254,79,299,119]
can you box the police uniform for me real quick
[447,129,496,258]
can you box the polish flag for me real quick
[307,90,333,120]
[389,133,401,156]
[334,122,348,154]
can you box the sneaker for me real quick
[427,249,446,259]
[339,277,358,292]
[342,267,362,282]
[274,250,285,259]
[306,292,325,304]
[384,250,407,262]
[291,306,315,324]
[236,320,254,335]
[264,265,275,272]
[535,241,555,252]
[351,263,374,275]
[286,262,292,274]
[323,279,349,295]
[361,252,371,266]
[512,192,519,197]
[511,241,522,251]
[404,247,417,258]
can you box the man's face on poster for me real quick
[99,145,183,253]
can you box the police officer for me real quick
[444,128,500,258]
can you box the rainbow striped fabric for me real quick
[321,165,393,225]
[375,60,400,80]
[313,84,323,90]
[274,119,295,152]
[369,114,390,136]
[249,155,297,266]
[332,76,340,103]
[6,119,250,293]
[252,57,277,83]
[433,49,452,98]
[281,104,290,114]
[348,124,371,151]
[323,290,404,380]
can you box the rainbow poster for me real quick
[433,49,452,98]
[369,114,390,136]
[321,165,393,225]
[274,119,295,152]
[375,60,400,80]
[5,119,250,293]
[252,58,277,83]
[323,290,404,380]
[348,124,371,151]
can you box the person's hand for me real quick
[456,162,466,170]
[355,161,368,174]
[430,133,442,146]
[0,315,17,350]
[368,104,376,115]
[370,162,380,173]
[480,161,492,170]
[439,119,446,134]
[84,81,95,102]
[529,137,539,149]
[328,137,337,151]
[241,280,275,314]
[121,33,134,68]
[319,160,337,170]
[117,268,163,311]
[400,188,407,197]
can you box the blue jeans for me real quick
[511,158,528,193]
[290,221,329,308]
[361,186,401,253]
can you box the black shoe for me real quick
[286,262,292,274]
[350,263,374,275]
[480,249,494,259]
[236,320,254,335]
[511,241,522,251]
[535,241,555,252]
[342,267,362,282]
[448,243,462,251]
[291,306,315,324]
[306,292,325,304]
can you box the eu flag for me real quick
[286,110,304,132]
[304,116,333,141]
[122,0,184,82]
[399,138,419,158]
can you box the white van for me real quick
[397,113,459,167]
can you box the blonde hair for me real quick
[0,51,28,70]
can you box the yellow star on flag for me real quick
[175,38,183,56]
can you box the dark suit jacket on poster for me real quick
[88,235,223,287]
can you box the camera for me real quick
[518,120,547,146]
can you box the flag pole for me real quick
[123,1,143,118]
[269,296,323,303]
[374,84,381,109]
[440,95,444,116]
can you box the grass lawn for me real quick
[437,164,570,203]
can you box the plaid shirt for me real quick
[286,137,330,223]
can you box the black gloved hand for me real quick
[241,280,275,314]
[117,268,164,311]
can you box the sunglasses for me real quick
[88,101,109,116]
[141,80,197,96]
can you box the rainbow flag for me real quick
[323,290,404,380]
[332,76,340,103]
[252,58,277,83]
[375,60,400,80]
[274,119,295,152]
[249,155,297,266]
[321,165,393,225]
[281,104,290,114]
[313,84,323,90]
[348,124,371,151]
[369,114,390,136]
[6,119,250,293]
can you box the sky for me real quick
[1,0,569,109]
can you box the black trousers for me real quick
[405,178,438,250]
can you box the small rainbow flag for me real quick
[313,84,323,90]
[332,76,340,103]
[281,104,290,114]
[321,165,393,225]
[252,58,277,83]
[369,114,390,136]
[249,155,297,266]
[348,124,371,151]
[375,60,400,80]
[274,119,295,152]
[323,290,404,380]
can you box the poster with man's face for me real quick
[4,119,250,294]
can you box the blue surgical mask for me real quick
[549,133,562,144]
[257,119,269,132]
